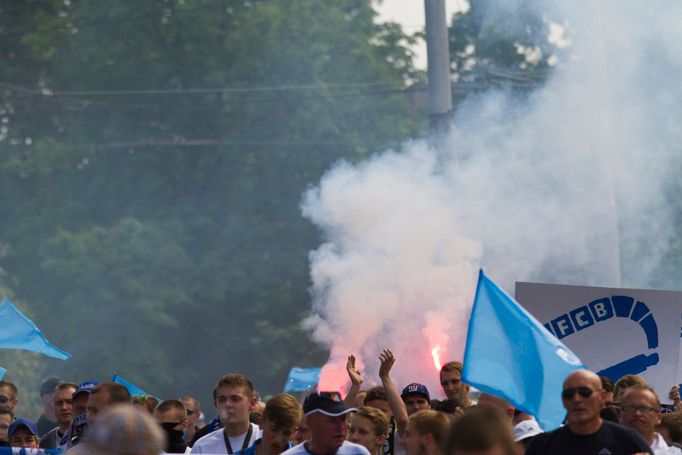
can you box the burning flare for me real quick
[431,345,442,371]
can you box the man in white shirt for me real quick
[191,374,262,454]
[619,384,682,455]
[281,392,370,455]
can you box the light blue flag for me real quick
[462,270,586,430]
[284,367,321,392]
[112,374,157,399]
[0,447,63,454]
[0,367,5,379]
[0,299,70,360]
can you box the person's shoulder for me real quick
[600,421,652,451]
[338,440,372,455]
[281,442,308,455]
[524,425,568,453]
[191,428,225,453]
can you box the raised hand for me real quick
[346,354,363,386]
[379,348,395,379]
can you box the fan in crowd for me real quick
[1,349,682,455]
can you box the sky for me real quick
[374,0,469,69]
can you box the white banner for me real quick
[515,282,682,402]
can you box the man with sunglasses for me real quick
[526,369,652,454]
[181,396,202,445]
[155,399,191,454]
[619,385,682,454]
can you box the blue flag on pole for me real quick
[112,374,157,399]
[0,299,70,360]
[462,270,586,430]
[0,448,63,454]
[0,367,5,380]
[284,367,321,392]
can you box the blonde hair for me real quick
[263,393,303,430]
[355,406,389,437]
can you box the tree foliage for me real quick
[0,0,424,407]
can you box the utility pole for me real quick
[424,0,453,140]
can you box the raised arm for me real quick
[379,348,409,437]
[343,354,364,406]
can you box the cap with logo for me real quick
[73,381,99,399]
[513,418,543,442]
[400,383,430,401]
[8,418,39,438]
[303,392,356,417]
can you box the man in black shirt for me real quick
[526,369,652,455]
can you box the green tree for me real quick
[0,0,425,404]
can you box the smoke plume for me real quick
[301,0,682,395]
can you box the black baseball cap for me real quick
[303,392,356,417]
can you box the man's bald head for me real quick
[563,370,602,391]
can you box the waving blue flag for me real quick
[0,447,63,454]
[112,374,158,399]
[0,299,70,360]
[284,367,321,392]
[0,367,5,380]
[462,270,585,431]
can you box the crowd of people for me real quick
[1,348,682,454]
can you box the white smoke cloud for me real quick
[300,0,681,395]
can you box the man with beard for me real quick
[526,369,652,454]
[40,382,77,449]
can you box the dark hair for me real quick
[434,398,463,414]
[40,377,61,396]
[364,386,388,404]
[156,399,187,420]
[600,405,620,423]
[600,376,615,393]
[91,383,132,404]
[447,407,515,455]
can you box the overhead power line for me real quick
[0,80,407,97]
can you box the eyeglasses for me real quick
[621,405,657,414]
[186,409,196,416]
[561,387,594,400]
[0,396,9,404]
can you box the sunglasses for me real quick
[160,420,187,431]
[561,387,594,400]
[186,409,196,416]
